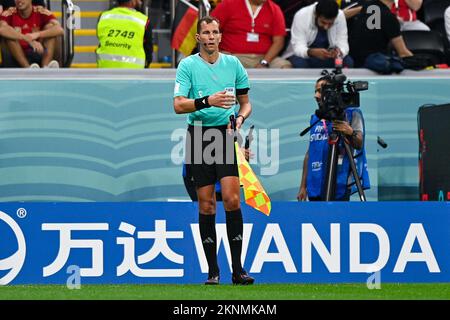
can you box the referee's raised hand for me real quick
[208,90,236,108]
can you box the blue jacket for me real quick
[306,108,370,199]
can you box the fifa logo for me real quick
[0,211,26,285]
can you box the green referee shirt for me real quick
[174,53,250,127]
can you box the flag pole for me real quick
[199,0,211,16]
[171,0,177,67]
[229,114,237,142]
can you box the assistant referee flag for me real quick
[235,142,272,216]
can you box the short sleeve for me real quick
[382,8,401,40]
[235,58,249,90]
[38,8,56,28]
[351,110,364,133]
[0,9,12,24]
[174,59,192,98]
[271,4,287,36]
[0,14,10,24]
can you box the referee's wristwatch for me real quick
[259,59,269,67]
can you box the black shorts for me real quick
[7,50,42,67]
[185,124,238,188]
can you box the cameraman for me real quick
[297,75,370,201]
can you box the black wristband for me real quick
[236,114,245,124]
[194,96,210,110]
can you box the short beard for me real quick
[315,17,326,32]
[204,47,216,55]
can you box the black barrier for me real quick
[418,103,450,201]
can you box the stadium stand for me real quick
[70,0,172,68]
[0,0,65,67]
[421,0,450,62]
[423,0,450,28]
[4,0,171,68]
[69,0,105,67]
[1,0,448,68]
[401,30,447,65]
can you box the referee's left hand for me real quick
[235,114,245,130]
[226,114,244,134]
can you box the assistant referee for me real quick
[173,16,254,286]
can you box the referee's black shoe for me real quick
[205,274,220,285]
[232,269,254,285]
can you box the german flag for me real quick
[171,0,198,56]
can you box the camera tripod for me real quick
[300,118,367,202]
[323,128,366,201]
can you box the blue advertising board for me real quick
[0,202,449,285]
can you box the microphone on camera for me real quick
[377,136,388,149]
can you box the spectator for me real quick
[274,0,313,29]
[0,0,44,13]
[445,6,450,44]
[211,0,291,68]
[273,0,314,56]
[391,0,430,31]
[339,0,363,20]
[0,0,63,68]
[0,13,33,46]
[283,0,353,68]
[349,0,413,72]
[96,0,152,68]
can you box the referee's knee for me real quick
[223,194,240,211]
[199,199,216,215]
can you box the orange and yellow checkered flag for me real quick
[235,142,271,216]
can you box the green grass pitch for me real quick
[1,283,449,300]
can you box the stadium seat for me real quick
[401,30,447,65]
[422,0,450,28]
[427,19,450,64]
[420,0,450,63]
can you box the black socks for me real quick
[199,213,219,276]
[226,208,243,274]
[199,209,244,276]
